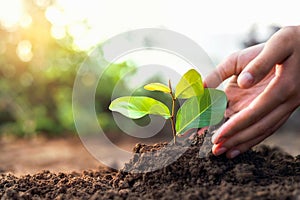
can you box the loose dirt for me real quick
[1,132,299,199]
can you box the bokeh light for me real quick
[50,25,66,39]
[16,40,33,62]
[0,0,24,30]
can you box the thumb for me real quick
[237,28,293,88]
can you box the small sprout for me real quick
[109,69,227,143]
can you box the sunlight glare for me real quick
[51,25,66,39]
[68,23,86,39]
[45,6,67,26]
[35,0,51,8]
[16,40,33,62]
[0,0,24,29]
[20,14,32,28]
[45,0,300,54]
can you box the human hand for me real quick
[204,26,300,159]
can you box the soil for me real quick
[1,132,300,200]
[0,136,101,176]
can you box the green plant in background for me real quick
[0,1,138,137]
[109,69,227,143]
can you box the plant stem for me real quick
[168,80,176,144]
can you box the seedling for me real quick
[109,69,227,143]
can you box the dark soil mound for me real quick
[1,133,300,199]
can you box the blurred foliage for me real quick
[0,0,134,137]
[96,61,136,132]
[6,2,283,139]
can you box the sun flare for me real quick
[0,0,25,29]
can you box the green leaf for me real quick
[109,96,171,119]
[175,69,204,99]
[144,83,171,93]
[175,88,227,135]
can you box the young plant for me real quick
[109,69,227,143]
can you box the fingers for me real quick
[212,132,270,157]
[225,132,270,159]
[211,73,287,144]
[208,26,300,159]
[212,101,292,157]
[204,44,264,88]
[225,114,290,159]
[238,27,294,88]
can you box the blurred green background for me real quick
[0,0,174,138]
[1,0,298,139]
[0,0,135,137]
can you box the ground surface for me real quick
[0,136,100,176]
[1,116,300,199]
[0,128,299,176]
[0,131,300,199]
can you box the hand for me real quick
[204,26,300,159]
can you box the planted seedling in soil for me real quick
[109,69,227,143]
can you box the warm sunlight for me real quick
[42,0,300,54]
[0,0,24,30]
[16,40,33,62]
[1,0,300,54]
[0,1,299,198]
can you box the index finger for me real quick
[204,44,264,88]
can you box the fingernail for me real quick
[212,132,223,144]
[230,150,240,158]
[211,133,217,144]
[215,147,227,156]
[239,72,254,87]
[211,129,221,143]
